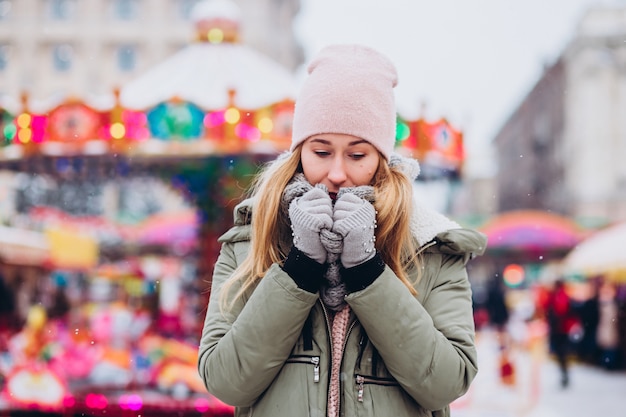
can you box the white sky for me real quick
[294,0,618,177]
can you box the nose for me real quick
[327,155,348,185]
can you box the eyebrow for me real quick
[309,138,369,146]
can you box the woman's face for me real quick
[300,133,381,198]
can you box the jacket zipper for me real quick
[355,374,400,402]
[337,309,358,415]
[320,302,333,409]
[356,330,368,369]
[286,355,320,382]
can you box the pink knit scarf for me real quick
[327,305,351,417]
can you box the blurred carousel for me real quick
[0,0,295,415]
[0,0,298,268]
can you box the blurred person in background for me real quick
[546,279,577,388]
[0,273,19,360]
[576,278,600,365]
[46,279,71,323]
[0,273,17,335]
[596,282,621,370]
[485,276,510,341]
[197,44,487,417]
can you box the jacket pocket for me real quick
[285,354,320,383]
[353,374,431,417]
[355,374,399,402]
[247,355,321,416]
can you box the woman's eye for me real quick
[350,153,366,160]
[314,150,331,157]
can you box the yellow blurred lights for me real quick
[225,108,240,124]
[258,117,273,134]
[208,28,224,44]
[110,122,126,139]
[17,113,32,129]
[18,128,32,143]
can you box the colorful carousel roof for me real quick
[478,210,588,260]
[0,0,298,159]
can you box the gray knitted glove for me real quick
[332,193,377,268]
[288,186,333,264]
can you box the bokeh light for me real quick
[3,123,16,141]
[503,264,525,288]
[110,122,126,139]
[17,128,31,143]
[194,397,210,413]
[395,120,410,141]
[258,117,273,134]
[16,113,31,129]
[224,107,240,124]
[235,123,261,141]
[119,393,143,411]
[85,393,108,410]
[204,110,225,127]
[208,28,224,43]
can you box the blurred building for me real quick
[492,5,626,226]
[0,0,303,99]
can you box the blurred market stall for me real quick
[468,210,592,336]
[561,221,626,283]
[0,1,293,415]
[472,210,589,290]
[0,226,49,267]
[480,210,588,263]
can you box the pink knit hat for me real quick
[290,44,398,161]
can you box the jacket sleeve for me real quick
[197,241,319,406]
[345,253,477,411]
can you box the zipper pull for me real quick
[311,356,320,382]
[356,375,364,402]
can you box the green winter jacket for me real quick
[198,198,487,417]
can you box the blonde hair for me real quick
[219,148,420,311]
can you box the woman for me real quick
[198,44,487,417]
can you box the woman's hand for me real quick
[288,187,333,264]
[332,193,377,268]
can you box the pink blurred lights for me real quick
[119,393,143,411]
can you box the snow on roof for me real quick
[120,43,297,111]
[191,0,241,23]
[0,94,21,114]
[27,92,116,114]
